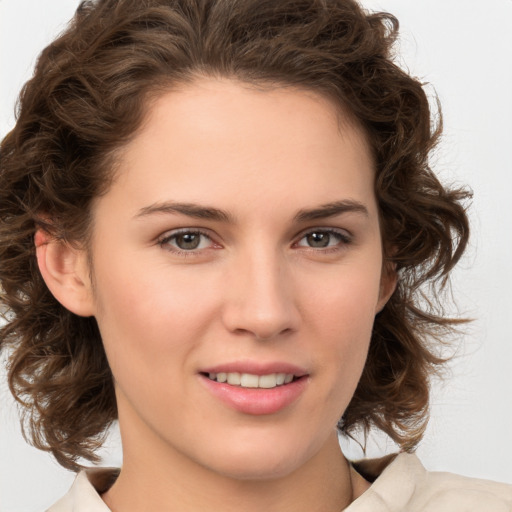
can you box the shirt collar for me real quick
[47,454,423,512]
[47,467,119,512]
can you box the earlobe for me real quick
[35,230,95,317]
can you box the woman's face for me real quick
[85,78,394,479]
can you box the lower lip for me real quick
[199,375,309,415]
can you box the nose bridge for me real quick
[222,242,298,339]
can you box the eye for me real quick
[295,229,351,249]
[158,229,215,252]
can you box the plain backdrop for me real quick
[1,1,511,510]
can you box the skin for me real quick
[37,78,395,512]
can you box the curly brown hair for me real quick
[0,0,470,471]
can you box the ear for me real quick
[376,260,397,314]
[35,230,95,317]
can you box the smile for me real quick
[207,372,295,388]
[200,370,308,415]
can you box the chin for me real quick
[205,453,304,481]
[193,430,319,481]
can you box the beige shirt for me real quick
[47,453,512,512]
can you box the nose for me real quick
[221,249,300,340]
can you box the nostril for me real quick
[231,325,294,341]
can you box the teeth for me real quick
[258,374,278,388]
[207,372,296,388]
[240,373,259,388]
[227,372,241,385]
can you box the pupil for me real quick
[307,232,329,248]
[176,233,200,250]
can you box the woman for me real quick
[1,0,511,510]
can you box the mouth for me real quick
[203,372,298,389]
[198,364,309,414]
[199,365,310,416]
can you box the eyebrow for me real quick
[293,200,369,222]
[134,199,368,223]
[135,201,234,223]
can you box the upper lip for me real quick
[200,361,309,377]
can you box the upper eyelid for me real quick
[158,227,214,240]
[294,226,352,240]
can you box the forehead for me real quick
[138,78,369,159]
[100,77,377,223]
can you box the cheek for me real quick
[301,263,381,389]
[91,255,221,376]
[303,261,381,335]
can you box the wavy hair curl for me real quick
[0,0,470,470]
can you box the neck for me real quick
[102,428,361,512]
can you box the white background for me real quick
[1,0,511,510]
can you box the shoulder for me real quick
[46,468,118,512]
[346,453,512,512]
[415,468,512,511]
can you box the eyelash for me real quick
[157,227,352,256]
[158,228,216,257]
[293,228,352,253]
